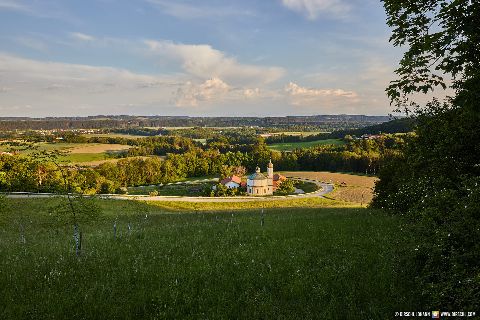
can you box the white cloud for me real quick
[285,82,357,107]
[0,0,30,12]
[0,53,181,116]
[145,0,254,19]
[244,88,261,98]
[144,40,285,85]
[0,86,13,93]
[0,54,276,116]
[281,0,350,20]
[70,32,95,42]
[0,0,80,23]
[14,36,49,52]
[175,77,230,107]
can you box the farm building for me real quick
[220,175,242,189]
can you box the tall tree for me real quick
[375,0,480,309]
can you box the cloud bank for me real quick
[144,40,285,85]
[285,82,357,104]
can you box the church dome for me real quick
[248,172,267,180]
[248,166,267,180]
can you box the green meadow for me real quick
[0,197,419,319]
[268,139,345,151]
[0,142,128,164]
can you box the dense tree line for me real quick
[264,118,415,144]
[0,136,400,194]
[0,149,251,194]
[372,0,479,310]
[272,135,404,174]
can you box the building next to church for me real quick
[246,160,285,196]
[219,175,242,189]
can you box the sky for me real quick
[0,0,403,117]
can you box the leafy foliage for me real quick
[374,0,480,309]
[275,179,295,195]
[49,195,101,225]
[384,0,480,112]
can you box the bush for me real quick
[49,195,102,224]
[403,176,480,309]
[0,194,8,214]
[100,180,116,194]
[275,179,295,195]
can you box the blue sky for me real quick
[0,0,402,117]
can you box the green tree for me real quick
[275,179,295,195]
[373,0,480,310]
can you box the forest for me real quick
[0,135,400,194]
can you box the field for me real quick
[66,143,131,154]
[0,197,418,319]
[82,133,149,139]
[128,181,214,196]
[0,142,132,164]
[282,171,378,204]
[0,142,130,154]
[268,139,345,151]
[261,131,326,138]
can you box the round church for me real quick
[246,160,274,196]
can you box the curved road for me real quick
[4,178,334,203]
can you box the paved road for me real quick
[4,178,334,203]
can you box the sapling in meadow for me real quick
[29,146,101,256]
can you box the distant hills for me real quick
[0,115,392,131]
[328,117,415,138]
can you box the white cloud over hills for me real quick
[0,51,386,116]
[144,40,285,86]
[285,82,357,107]
[175,77,230,107]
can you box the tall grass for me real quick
[0,198,419,319]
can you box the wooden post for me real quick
[19,223,26,244]
[74,223,81,257]
[113,220,117,240]
[79,231,82,252]
[261,209,264,227]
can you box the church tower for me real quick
[267,159,273,179]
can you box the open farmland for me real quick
[0,142,131,154]
[0,142,132,164]
[82,133,150,139]
[65,143,131,154]
[268,139,345,151]
[260,131,326,138]
[282,171,378,204]
[0,197,418,319]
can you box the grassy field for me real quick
[283,171,378,204]
[128,181,214,196]
[268,139,345,151]
[59,152,113,163]
[0,142,131,164]
[0,142,130,153]
[0,197,418,319]
[82,133,150,139]
[261,131,327,137]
